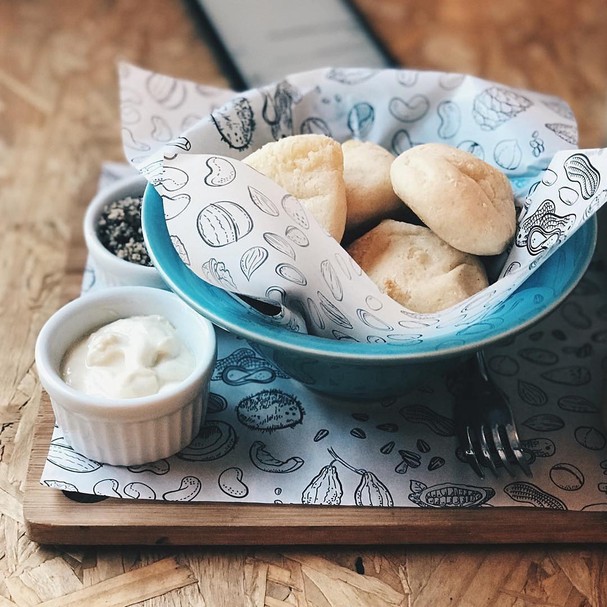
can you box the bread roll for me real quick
[346,219,488,313]
[341,139,401,231]
[243,134,347,241]
[390,143,516,255]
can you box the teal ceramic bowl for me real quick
[142,184,596,400]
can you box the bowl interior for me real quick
[142,183,596,362]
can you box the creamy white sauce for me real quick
[61,315,195,399]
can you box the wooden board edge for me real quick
[24,398,607,547]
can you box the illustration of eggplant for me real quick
[236,389,304,432]
[408,480,495,508]
[328,448,393,507]
[301,462,343,505]
[249,440,304,473]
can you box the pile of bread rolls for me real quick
[244,135,516,313]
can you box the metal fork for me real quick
[452,351,532,479]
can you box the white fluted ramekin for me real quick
[35,286,216,466]
[84,175,167,289]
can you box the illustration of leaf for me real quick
[557,395,598,413]
[320,259,343,301]
[170,234,190,265]
[264,232,296,259]
[541,366,591,386]
[523,414,565,432]
[518,379,548,406]
[317,291,352,329]
[240,246,268,280]
[249,186,279,216]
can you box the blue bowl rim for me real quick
[142,183,597,364]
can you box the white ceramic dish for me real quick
[35,286,217,465]
[84,174,166,289]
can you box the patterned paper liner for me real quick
[39,63,607,509]
[41,178,607,510]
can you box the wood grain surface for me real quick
[2,0,607,604]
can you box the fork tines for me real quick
[453,352,533,479]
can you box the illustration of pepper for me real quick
[249,440,304,473]
[328,448,393,507]
[301,462,343,505]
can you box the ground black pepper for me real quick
[96,195,152,266]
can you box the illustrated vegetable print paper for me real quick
[40,62,607,509]
[41,165,607,510]
[113,63,607,344]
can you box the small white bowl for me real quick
[35,286,216,466]
[84,175,167,289]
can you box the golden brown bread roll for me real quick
[346,219,489,313]
[243,134,347,241]
[390,143,516,256]
[341,139,402,232]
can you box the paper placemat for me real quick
[40,160,607,510]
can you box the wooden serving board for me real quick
[23,207,607,547]
[22,392,607,546]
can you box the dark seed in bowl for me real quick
[96,196,152,266]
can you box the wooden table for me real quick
[2,0,607,604]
